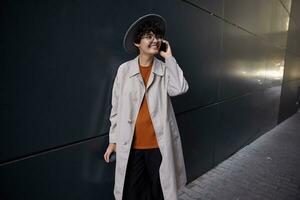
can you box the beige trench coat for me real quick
[108,54,189,200]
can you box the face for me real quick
[134,31,163,55]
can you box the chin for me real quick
[150,49,159,55]
[143,48,159,55]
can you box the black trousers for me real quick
[122,148,164,200]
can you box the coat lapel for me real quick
[128,55,164,90]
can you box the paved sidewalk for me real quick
[178,111,300,200]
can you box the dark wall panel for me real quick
[286,20,300,55]
[178,105,217,182]
[278,0,300,123]
[279,79,300,123]
[258,86,282,133]
[215,94,256,163]
[171,1,223,112]
[282,52,300,83]
[216,86,282,164]
[289,0,300,28]
[1,0,130,162]
[0,136,114,200]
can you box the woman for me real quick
[103,13,189,200]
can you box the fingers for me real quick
[104,149,112,163]
[103,151,108,163]
[162,39,169,44]
[104,144,116,163]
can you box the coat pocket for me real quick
[117,120,134,148]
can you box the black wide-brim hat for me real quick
[123,13,167,53]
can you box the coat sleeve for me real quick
[165,56,189,97]
[108,68,120,144]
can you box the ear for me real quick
[133,42,140,48]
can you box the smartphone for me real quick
[109,152,116,163]
[159,41,168,52]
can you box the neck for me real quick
[138,53,154,67]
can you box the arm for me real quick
[165,55,189,97]
[108,68,120,144]
[104,69,120,163]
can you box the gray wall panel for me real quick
[264,44,285,88]
[269,0,290,48]
[224,0,272,36]
[184,0,224,16]
[280,0,292,13]
[220,24,267,99]
[224,0,290,49]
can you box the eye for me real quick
[146,35,153,39]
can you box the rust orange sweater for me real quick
[132,62,159,149]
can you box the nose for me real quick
[152,37,161,44]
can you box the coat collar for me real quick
[128,55,164,78]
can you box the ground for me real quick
[179,111,300,200]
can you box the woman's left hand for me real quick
[159,39,173,58]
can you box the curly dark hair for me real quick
[133,20,163,52]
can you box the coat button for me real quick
[123,141,127,145]
[128,118,132,123]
